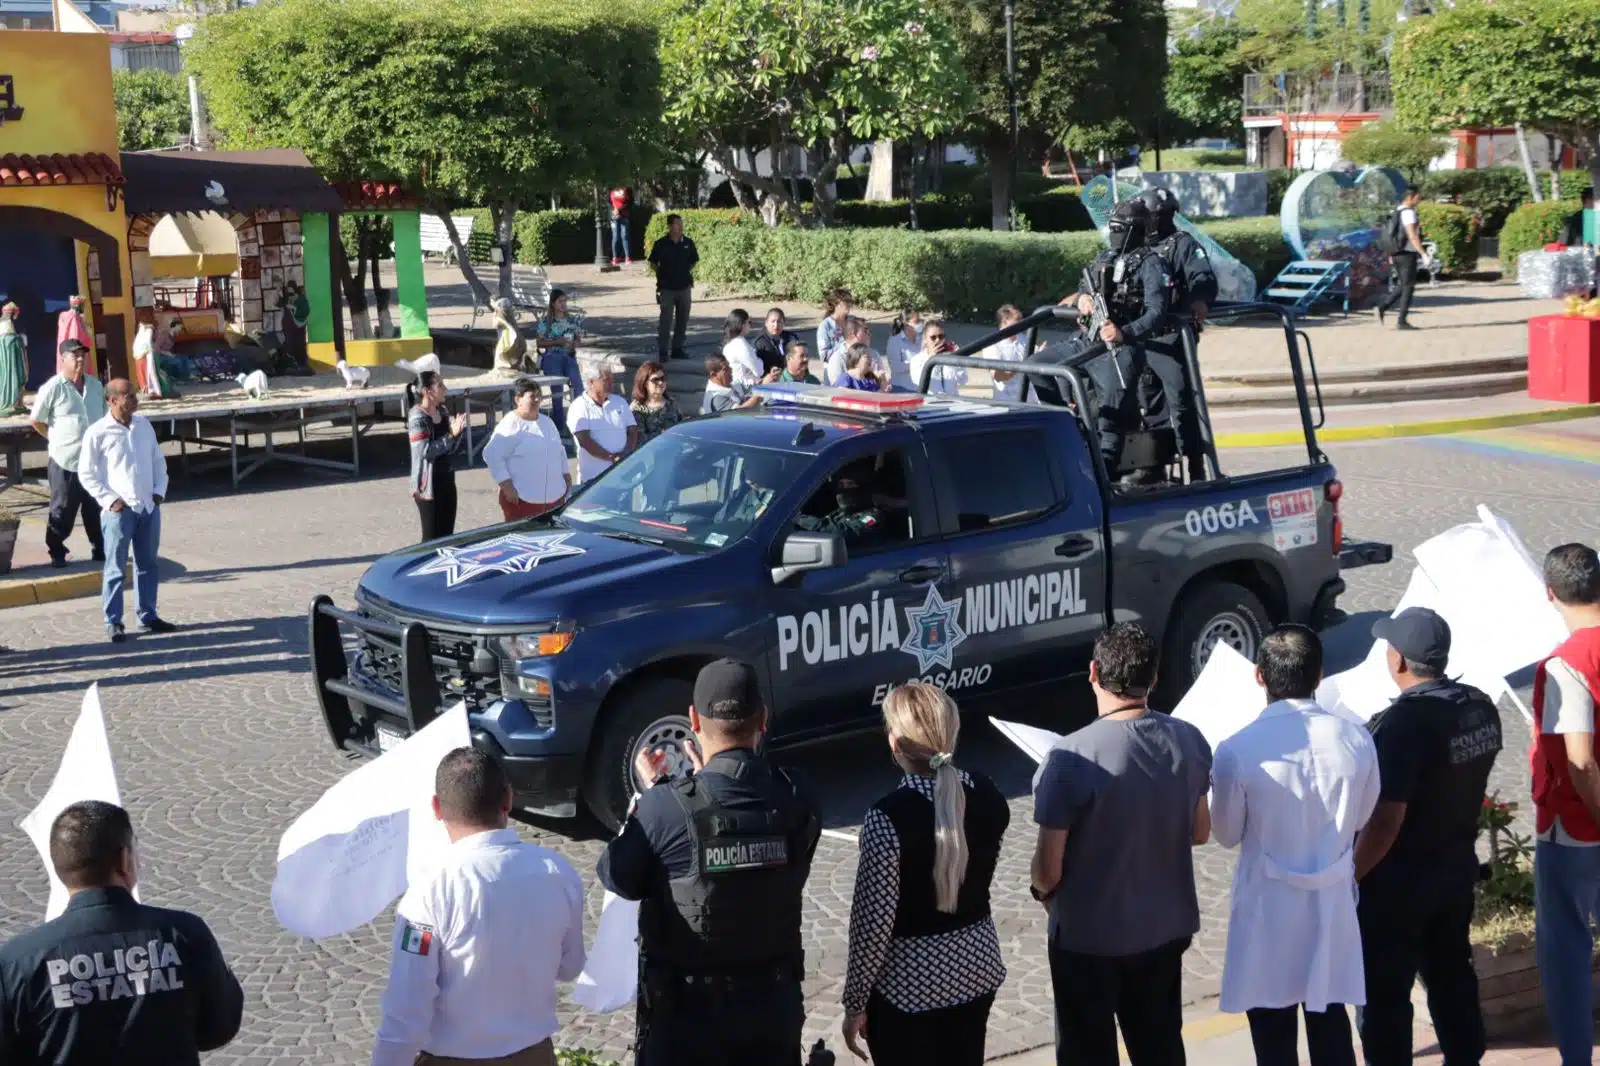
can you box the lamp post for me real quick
[1005,0,1018,231]
[593,185,617,273]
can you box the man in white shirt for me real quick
[1377,185,1430,331]
[484,378,571,522]
[566,366,637,484]
[371,747,585,1066]
[1211,625,1379,1066]
[30,338,107,567]
[76,379,173,644]
[988,305,1027,403]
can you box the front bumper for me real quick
[308,595,583,815]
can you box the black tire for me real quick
[583,676,695,832]
[1158,580,1270,709]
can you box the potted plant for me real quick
[0,503,18,575]
[1463,794,1542,1038]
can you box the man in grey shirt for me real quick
[1031,621,1213,1066]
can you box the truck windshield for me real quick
[562,435,807,549]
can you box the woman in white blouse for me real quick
[483,378,571,522]
[885,308,922,392]
[907,321,967,396]
[720,309,765,390]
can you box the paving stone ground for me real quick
[1,417,1596,1064]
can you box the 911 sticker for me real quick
[1267,488,1319,550]
[1183,501,1259,537]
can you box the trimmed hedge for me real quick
[511,205,657,265]
[1421,168,1592,238]
[832,190,1094,233]
[1415,202,1480,274]
[1498,199,1582,279]
[668,214,1290,320]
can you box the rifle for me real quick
[1082,260,1127,390]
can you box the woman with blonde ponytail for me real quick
[841,684,1010,1066]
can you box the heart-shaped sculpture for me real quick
[1281,165,1407,305]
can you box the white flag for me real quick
[1172,641,1269,752]
[573,892,641,1013]
[989,717,1064,766]
[19,684,129,920]
[271,704,470,940]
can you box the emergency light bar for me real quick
[752,382,924,414]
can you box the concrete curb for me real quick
[0,566,116,609]
[1214,402,1600,449]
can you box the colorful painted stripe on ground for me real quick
[1424,424,1600,471]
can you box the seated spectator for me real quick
[818,288,854,375]
[752,308,800,374]
[630,360,682,444]
[988,304,1027,403]
[721,309,769,391]
[909,322,966,396]
[781,341,820,385]
[535,289,585,432]
[829,316,881,384]
[833,344,888,392]
[886,308,922,392]
[702,354,761,414]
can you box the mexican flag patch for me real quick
[400,921,434,956]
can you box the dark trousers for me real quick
[1142,337,1203,474]
[865,991,996,1066]
[1357,879,1483,1066]
[657,287,692,359]
[636,973,803,1066]
[1380,252,1419,324]
[46,458,103,562]
[1049,936,1189,1066]
[1084,345,1148,469]
[1247,1004,1355,1066]
[415,468,458,542]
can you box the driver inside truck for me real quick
[796,457,889,548]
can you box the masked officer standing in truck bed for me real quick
[1141,186,1217,482]
[0,800,244,1066]
[597,658,822,1066]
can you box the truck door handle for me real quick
[1056,535,1095,559]
[898,564,942,584]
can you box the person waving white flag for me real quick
[271,704,470,940]
[18,683,130,920]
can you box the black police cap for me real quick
[694,658,763,721]
[1372,607,1451,672]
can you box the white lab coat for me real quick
[1211,698,1380,1014]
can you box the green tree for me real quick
[188,0,662,311]
[112,68,190,152]
[1234,0,1405,82]
[1164,20,1249,145]
[1392,0,1600,195]
[1339,119,1451,180]
[661,0,974,225]
[928,0,1168,230]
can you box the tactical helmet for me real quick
[1107,198,1152,254]
[1140,187,1179,237]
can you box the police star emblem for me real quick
[898,584,968,674]
[411,532,585,588]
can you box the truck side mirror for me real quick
[771,531,847,584]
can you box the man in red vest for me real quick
[1533,542,1600,1066]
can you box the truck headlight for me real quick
[497,631,574,659]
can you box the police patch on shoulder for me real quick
[399,921,435,956]
[702,835,789,874]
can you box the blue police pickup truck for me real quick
[310,303,1389,829]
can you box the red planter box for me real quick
[1528,314,1600,403]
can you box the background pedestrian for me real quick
[721,309,765,390]
[752,308,799,374]
[988,304,1026,403]
[406,370,467,541]
[1213,626,1378,1066]
[0,800,243,1065]
[77,378,174,643]
[610,186,633,266]
[843,683,1009,1066]
[909,322,965,396]
[818,288,853,375]
[1031,622,1212,1066]
[484,378,570,522]
[833,345,886,392]
[630,360,681,444]
[780,341,818,385]
[371,748,586,1066]
[1377,186,1429,330]
[1353,607,1500,1066]
[700,354,759,413]
[648,214,698,362]
[1530,543,1600,1066]
[30,338,107,568]
[534,289,585,432]
[567,366,637,484]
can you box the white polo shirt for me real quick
[370,828,586,1066]
[483,411,569,505]
[76,412,168,514]
[29,373,106,472]
[566,391,636,483]
[722,336,764,389]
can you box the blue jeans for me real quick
[1536,837,1600,1065]
[540,348,582,451]
[101,505,161,627]
[611,216,630,260]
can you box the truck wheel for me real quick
[1162,581,1269,706]
[583,676,695,832]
